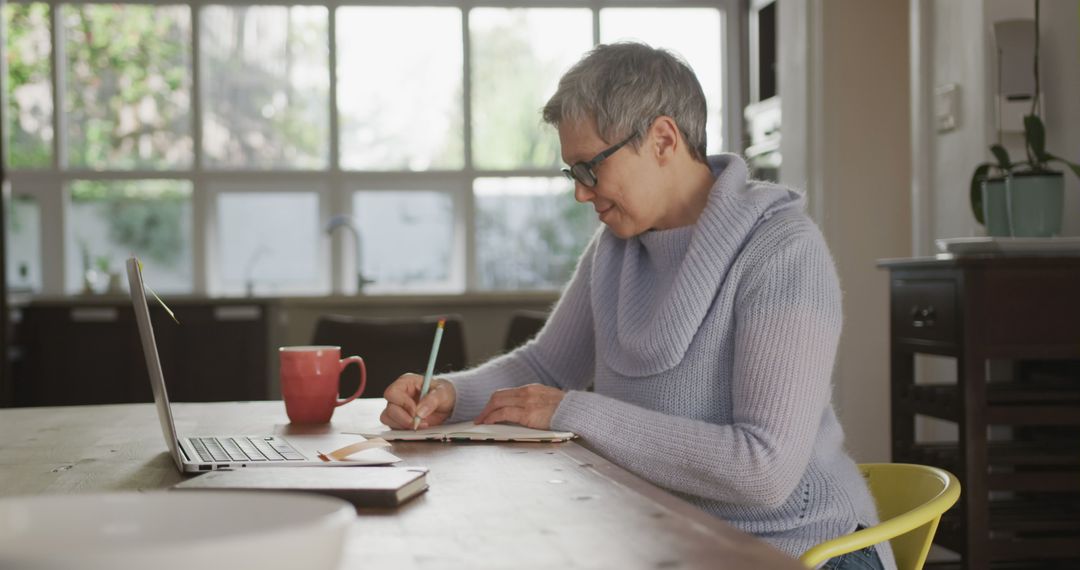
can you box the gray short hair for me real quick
[542,42,708,163]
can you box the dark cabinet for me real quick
[15,300,270,406]
[881,257,1080,569]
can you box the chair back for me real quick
[799,463,960,570]
[503,310,548,352]
[311,314,467,399]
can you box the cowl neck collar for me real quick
[590,154,805,377]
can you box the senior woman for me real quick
[379,42,892,570]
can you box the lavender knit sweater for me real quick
[445,154,895,567]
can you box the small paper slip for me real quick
[275,431,402,465]
[355,422,576,443]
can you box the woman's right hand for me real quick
[379,373,456,430]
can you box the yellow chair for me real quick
[800,463,961,570]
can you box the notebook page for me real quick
[355,422,575,442]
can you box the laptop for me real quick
[127,257,400,473]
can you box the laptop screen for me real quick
[126,257,185,470]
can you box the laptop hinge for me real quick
[177,439,192,461]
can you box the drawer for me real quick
[891,279,958,344]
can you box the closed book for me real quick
[173,466,428,507]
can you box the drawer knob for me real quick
[909,305,936,328]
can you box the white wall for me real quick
[927,0,989,247]
[781,0,912,463]
[918,0,1080,250]
[1040,0,1080,236]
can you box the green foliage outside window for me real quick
[4,3,53,168]
[200,6,328,168]
[471,14,564,171]
[63,4,192,169]
[70,180,190,265]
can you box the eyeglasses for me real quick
[561,133,637,188]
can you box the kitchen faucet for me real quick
[324,215,374,293]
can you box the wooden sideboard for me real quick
[14,299,272,406]
[880,256,1080,569]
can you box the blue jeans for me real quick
[821,545,885,570]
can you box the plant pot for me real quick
[1006,171,1064,238]
[981,177,1010,237]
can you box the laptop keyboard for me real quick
[189,437,305,463]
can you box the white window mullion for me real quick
[327,6,340,173]
[190,4,208,294]
[50,0,66,170]
[722,0,743,154]
[327,175,350,295]
[326,6,347,293]
[461,6,477,292]
[46,2,66,294]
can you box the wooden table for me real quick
[0,400,804,569]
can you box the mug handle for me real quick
[336,356,366,407]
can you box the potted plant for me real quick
[970,0,1080,237]
[970,144,1017,237]
[1007,113,1080,237]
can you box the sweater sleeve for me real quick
[550,230,842,508]
[444,234,599,422]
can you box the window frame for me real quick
[2,0,745,296]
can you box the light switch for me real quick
[935,83,960,133]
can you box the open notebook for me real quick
[356,422,575,443]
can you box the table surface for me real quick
[0,399,803,569]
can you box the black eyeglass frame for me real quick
[561,133,637,188]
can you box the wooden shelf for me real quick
[899,383,1080,424]
[937,498,1080,560]
[885,257,1080,569]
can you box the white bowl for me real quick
[0,491,353,570]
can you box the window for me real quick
[63,4,192,169]
[3,3,53,168]
[469,8,592,171]
[200,6,329,169]
[337,7,463,171]
[475,177,596,290]
[2,1,737,296]
[353,190,458,292]
[212,186,327,295]
[5,194,42,291]
[65,180,193,293]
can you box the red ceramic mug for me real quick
[279,346,366,424]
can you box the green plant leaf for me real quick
[990,144,1012,170]
[1024,114,1049,166]
[1047,154,1080,181]
[970,163,991,226]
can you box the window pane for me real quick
[3,3,53,168]
[470,8,592,170]
[474,177,596,290]
[66,180,193,294]
[352,191,456,292]
[5,194,42,291]
[63,5,192,169]
[215,189,324,295]
[338,8,462,171]
[600,8,724,152]
[201,6,329,170]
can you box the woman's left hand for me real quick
[474,383,566,430]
